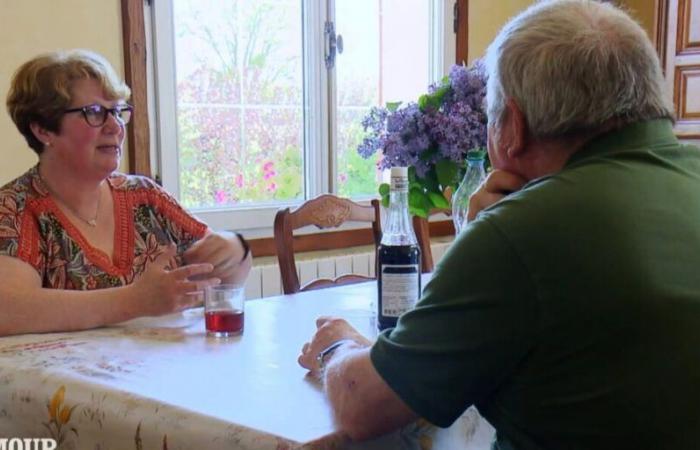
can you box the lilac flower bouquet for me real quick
[357,62,488,218]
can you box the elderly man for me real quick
[299,1,700,448]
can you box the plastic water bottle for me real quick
[452,153,486,234]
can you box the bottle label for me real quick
[390,176,409,192]
[380,264,420,317]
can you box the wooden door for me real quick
[656,0,700,140]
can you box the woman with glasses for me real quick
[0,49,251,336]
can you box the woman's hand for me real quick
[183,231,250,284]
[130,245,220,316]
[467,169,528,221]
[298,317,372,374]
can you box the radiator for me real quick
[244,240,453,299]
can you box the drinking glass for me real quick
[204,284,245,337]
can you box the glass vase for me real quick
[452,153,486,234]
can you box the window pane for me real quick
[177,106,241,208]
[335,0,432,197]
[173,0,303,210]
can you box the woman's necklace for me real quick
[62,194,101,227]
[44,180,102,227]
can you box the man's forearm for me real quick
[323,347,418,441]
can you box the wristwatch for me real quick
[316,339,355,371]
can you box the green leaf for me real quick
[421,94,441,111]
[409,189,432,216]
[409,205,429,218]
[385,101,402,112]
[430,85,450,107]
[418,85,451,113]
[381,193,390,208]
[378,182,391,208]
[435,160,459,188]
[418,147,439,161]
[418,94,428,110]
[378,183,390,197]
[417,169,440,192]
[407,166,417,182]
[428,191,450,209]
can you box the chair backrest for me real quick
[274,195,382,294]
[413,209,454,273]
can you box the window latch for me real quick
[324,21,343,70]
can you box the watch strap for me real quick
[316,339,355,370]
[234,232,250,263]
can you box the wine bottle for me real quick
[377,167,421,330]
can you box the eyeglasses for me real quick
[64,104,133,127]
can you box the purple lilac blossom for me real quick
[357,63,487,175]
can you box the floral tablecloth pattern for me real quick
[0,287,494,450]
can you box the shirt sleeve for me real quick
[0,190,21,258]
[370,218,539,427]
[0,189,44,277]
[147,181,208,254]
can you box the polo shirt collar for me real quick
[565,119,678,167]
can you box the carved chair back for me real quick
[274,195,382,294]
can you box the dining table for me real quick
[0,278,495,449]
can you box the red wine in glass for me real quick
[205,309,244,336]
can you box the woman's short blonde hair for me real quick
[6,49,131,155]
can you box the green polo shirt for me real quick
[371,119,700,450]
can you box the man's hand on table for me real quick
[298,317,372,375]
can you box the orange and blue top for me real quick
[0,165,207,290]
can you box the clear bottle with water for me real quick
[452,153,486,234]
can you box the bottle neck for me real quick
[466,157,485,170]
[381,183,417,246]
[467,158,486,172]
[462,157,486,182]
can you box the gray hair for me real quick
[484,0,674,138]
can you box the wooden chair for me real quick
[274,195,382,294]
[413,209,454,273]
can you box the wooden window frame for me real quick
[455,0,468,64]
[121,0,466,257]
[121,0,151,177]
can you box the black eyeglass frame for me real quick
[63,103,134,127]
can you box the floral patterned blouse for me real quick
[0,165,207,290]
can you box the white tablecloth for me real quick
[0,281,494,449]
